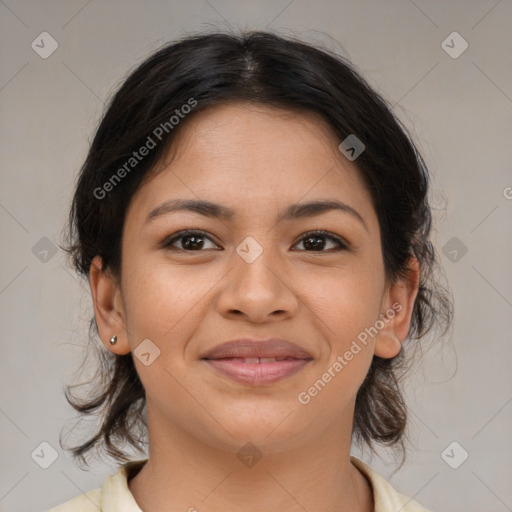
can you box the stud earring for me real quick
[109,335,117,345]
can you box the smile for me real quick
[204,357,311,385]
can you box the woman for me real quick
[51,30,452,511]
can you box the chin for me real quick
[202,407,307,454]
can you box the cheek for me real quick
[311,263,384,340]
[306,264,383,385]
[120,259,204,401]
[122,254,212,348]
[296,270,381,413]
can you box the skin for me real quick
[89,101,420,512]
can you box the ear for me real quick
[89,255,131,355]
[374,256,420,359]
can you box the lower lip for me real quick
[204,358,311,385]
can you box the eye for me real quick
[162,229,348,253]
[163,230,220,251]
[292,230,348,252]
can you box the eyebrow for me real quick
[145,198,368,231]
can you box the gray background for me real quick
[1,1,511,511]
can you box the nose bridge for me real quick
[238,241,280,290]
[217,234,297,321]
[235,235,284,298]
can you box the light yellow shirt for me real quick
[48,456,431,511]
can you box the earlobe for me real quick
[374,256,420,359]
[374,331,402,359]
[89,255,131,355]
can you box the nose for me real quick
[216,246,299,324]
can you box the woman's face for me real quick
[94,102,416,454]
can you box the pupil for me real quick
[305,236,324,250]
[180,234,327,251]
[184,235,203,250]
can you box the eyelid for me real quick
[162,229,349,252]
[293,229,349,250]
[161,229,221,250]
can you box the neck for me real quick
[128,402,373,512]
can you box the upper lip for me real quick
[202,338,313,360]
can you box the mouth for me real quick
[201,338,313,385]
[203,357,312,385]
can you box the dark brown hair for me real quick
[60,29,453,468]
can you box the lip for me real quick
[202,338,313,385]
[202,338,313,360]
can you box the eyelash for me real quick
[162,229,349,253]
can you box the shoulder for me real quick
[48,488,101,512]
[351,457,432,512]
[48,459,147,512]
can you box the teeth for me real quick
[214,357,294,363]
[242,357,287,363]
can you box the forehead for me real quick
[127,102,377,229]
[165,101,344,170]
